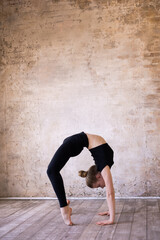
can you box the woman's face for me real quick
[92,173,105,189]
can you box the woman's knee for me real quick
[47,163,57,177]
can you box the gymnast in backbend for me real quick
[47,132,115,226]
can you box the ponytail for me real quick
[78,170,88,178]
[78,165,98,188]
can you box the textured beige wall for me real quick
[0,0,160,198]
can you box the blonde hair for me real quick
[78,165,98,188]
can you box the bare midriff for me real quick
[85,133,106,150]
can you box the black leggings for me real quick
[47,132,88,207]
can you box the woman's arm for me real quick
[96,166,115,225]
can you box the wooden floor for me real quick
[0,199,160,240]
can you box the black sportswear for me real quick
[89,143,114,172]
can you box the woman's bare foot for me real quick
[60,201,73,226]
[67,200,72,215]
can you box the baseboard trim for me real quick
[0,196,160,200]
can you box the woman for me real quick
[47,132,115,226]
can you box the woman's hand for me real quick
[97,210,113,225]
[98,211,110,216]
[60,200,73,226]
[96,219,114,226]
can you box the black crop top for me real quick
[89,143,114,172]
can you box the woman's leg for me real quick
[47,143,73,225]
[47,132,88,225]
[47,143,70,207]
[47,132,87,207]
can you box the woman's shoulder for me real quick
[85,133,106,149]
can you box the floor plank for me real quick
[95,199,125,240]
[112,199,135,240]
[158,199,160,212]
[0,201,39,226]
[130,199,146,240]
[0,201,28,219]
[147,199,160,240]
[74,200,105,240]
[0,199,160,240]
[0,201,54,239]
